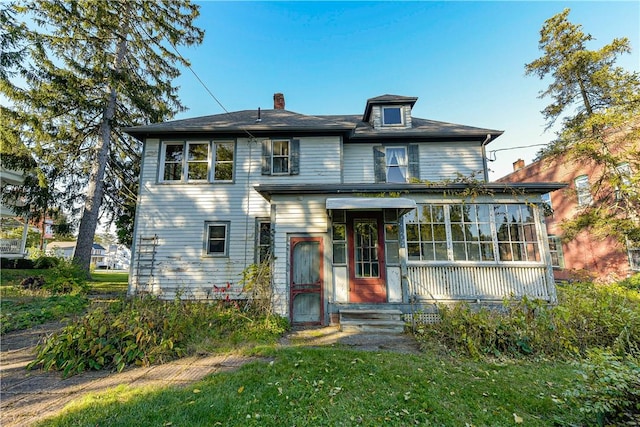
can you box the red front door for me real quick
[347,212,387,303]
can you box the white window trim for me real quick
[212,141,235,182]
[381,106,404,126]
[185,141,210,183]
[385,146,409,183]
[204,221,230,257]
[159,140,235,183]
[574,175,592,207]
[404,203,545,265]
[271,139,290,175]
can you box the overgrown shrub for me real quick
[46,258,89,295]
[619,273,640,291]
[28,296,288,377]
[414,281,640,359]
[14,258,35,269]
[33,256,60,269]
[564,350,640,426]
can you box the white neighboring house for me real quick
[0,166,29,259]
[106,244,131,270]
[124,93,565,327]
[47,242,109,268]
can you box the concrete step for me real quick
[339,309,405,334]
[340,320,405,334]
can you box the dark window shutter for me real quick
[408,144,420,182]
[373,146,386,183]
[290,139,300,175]
[261,140,272,175]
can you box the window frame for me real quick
[255,218,272,264]
[574,175,592,207]
[385,146,409,183]
[212,141,235,182]
[381,106,404,126]
[204,221,230,257]
[271,139,290,175]
[548,235,565,269]
[159,140,236,184]
[404,203,544,265]
[614,162,632,200]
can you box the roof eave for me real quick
[254,182,568,200]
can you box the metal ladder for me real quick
[135,235,158,293]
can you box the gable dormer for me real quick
[362,94,418,130]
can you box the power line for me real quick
[487,143,549,162]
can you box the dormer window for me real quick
[382,107,403,126]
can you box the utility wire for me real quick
[137,24,257,141]
[487,143,549,161]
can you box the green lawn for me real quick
[37,346,583,426]
[0,269,128,333]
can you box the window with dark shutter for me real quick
[262,139,300,175]
[373,146,386,183]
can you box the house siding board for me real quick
[343,142,484,184]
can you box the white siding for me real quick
[270,195,330,316]
[343,141,484,183]
[387,266,402,302]
[130,136,341,301]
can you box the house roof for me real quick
[124,95,503,144]
[362,94,418,122]
[254,182,567,201]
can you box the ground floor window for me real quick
[629,246,640,271]
[256,219,272,263]
[548,235,565,269]
[204,221,229,256]
[405,203,542,263]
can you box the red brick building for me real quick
[497,154,639,282]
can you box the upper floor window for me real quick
[615,162,632,200]
[373,144,419,183]
[213,142,234,181]
[160,140,234,183]
[262,139,300,176]
[382,107,403,126]
[385,147,408,183]
[574,175,592,207]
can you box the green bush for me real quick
[414,281,640,359]
[33,256,60,269]
[28,296,288,377]
[45,258,89,295]
[564,350,640,426]
[619,272,640,291]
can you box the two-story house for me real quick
[124,94,564,327]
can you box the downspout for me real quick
[481,134,491,182]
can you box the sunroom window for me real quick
[405,203,542,263]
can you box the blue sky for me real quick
[173,1,640,180]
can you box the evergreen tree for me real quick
[1,1,204,273]
[526,8,640,245]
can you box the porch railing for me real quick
[406,264,553,302]
[0,238,22,255]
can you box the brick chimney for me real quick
[513,158,525,171]
[273,93,285,110]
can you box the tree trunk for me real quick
[73,10,130,274]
